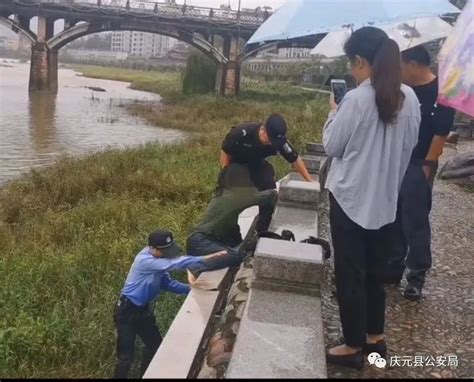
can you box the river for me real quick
[0,60,185,184]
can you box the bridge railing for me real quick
[36,0,269,25]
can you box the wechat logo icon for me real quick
[368,352,387,368]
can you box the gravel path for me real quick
[320,140,474,379]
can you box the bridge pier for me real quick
[217,35,241,96]
[29,16,57,92]
[29,44,58,92]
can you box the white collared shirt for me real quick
[323,79,421,229]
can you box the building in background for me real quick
[0,33,31,59]
[0,34,31,51]
[0,35,19,51]
[165,41,191,62]
[244,46,314,74]
[111,31,177,58]
[255,46,312,60]
[63,49,128,63]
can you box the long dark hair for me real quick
[344,27,404,124]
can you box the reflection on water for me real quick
[28,92,58,154]
[0,61,185,184]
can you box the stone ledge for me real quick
[269,204,318,239]
[277,199,319,211]
[143,267,234,379]
[252,276,320,297]
[456,123,473,139]
[287,171,319,181]
[301,155,321,174]
[279,178,320,206]
[319,156,330,190]
[226,289,327,379]
[306,142,327,156]
[143,288,221,379]
[254,238,324,289]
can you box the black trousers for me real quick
[113,296,162,379]
[385,163,436,288]
[216,159,276,233]
[249,160,277,232]
[329,194,394,348]
[186,232,243,277]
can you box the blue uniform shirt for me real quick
[121,247,205,306]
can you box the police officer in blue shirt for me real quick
[113,229,223,379]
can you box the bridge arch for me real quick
[47,22,228,65]
[0,16,36,44]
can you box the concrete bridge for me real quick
[0,0,271,95]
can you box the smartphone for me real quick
[331,79,348,105]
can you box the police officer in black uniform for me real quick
[219,113,313,234]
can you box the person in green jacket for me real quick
[186,163,278,280]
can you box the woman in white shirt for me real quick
[323,27,421,370]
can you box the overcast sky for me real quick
[0,0,289,37]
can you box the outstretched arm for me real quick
[140,255,205,273]
[279,141,313,182]
[141,252,228,274]
[161,272,190,295]
[292,157,314,182]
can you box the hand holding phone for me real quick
[329,93,338,111]
[330,79,348,105]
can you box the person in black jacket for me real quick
[219,113,313,234]
[385,45,456,301]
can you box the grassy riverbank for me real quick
[0,66,329,377]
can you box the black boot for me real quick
[403,284,422,301]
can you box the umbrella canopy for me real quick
[247,0,460,46]
[438,0,474,117]
[311,16,454,58]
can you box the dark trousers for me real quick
[113,296,162,379]
[386,162,436,288]
[216,159,276,233]
[329,194,394,348]
[186,232,243,277]
[249,160,277,232]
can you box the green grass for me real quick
[0,66,329,377]
[73,65,182,99]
